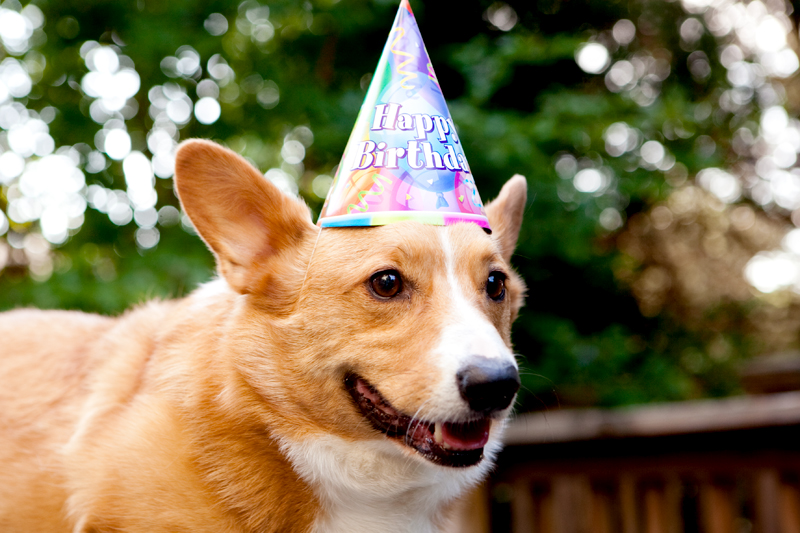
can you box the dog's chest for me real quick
[279,435,488,533]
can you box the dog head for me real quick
[175,139,526,471]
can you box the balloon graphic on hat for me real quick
[317,0,490,231]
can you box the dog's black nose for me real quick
[456,356,520,415]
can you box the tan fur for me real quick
[0,140,527,532]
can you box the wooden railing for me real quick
[481,461,800,533]
[451,392,800,533]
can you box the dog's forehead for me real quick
[317,222,498,266]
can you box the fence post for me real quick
[781,479,800,533]
[620,475,639,533]
[551,475,592,533]
[511,478,535,533]
[755,469,781,533]
[700,479,735,533]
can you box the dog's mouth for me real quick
[344,373,490,468]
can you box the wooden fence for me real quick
[452,392,800,533]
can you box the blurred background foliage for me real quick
[1,0,800,410]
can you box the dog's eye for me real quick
[486,271,506,301]
[370,270,402,299]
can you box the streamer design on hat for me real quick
[390,28,417,90]
[425,62,440,89]
[348,174,393,214]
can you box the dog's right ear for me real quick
[174,139,317,295]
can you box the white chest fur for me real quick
[280,434,503,533]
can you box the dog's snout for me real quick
[456,356,520,415]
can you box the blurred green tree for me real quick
[1,0,799,410]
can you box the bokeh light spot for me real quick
[194,97,221,124]
[575,43,610,74]
[204,13,229,36]
[104,129,131,160]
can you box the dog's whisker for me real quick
[298,227,323,297]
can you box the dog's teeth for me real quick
[434,422,443,445]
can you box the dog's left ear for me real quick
[485,175,527,264]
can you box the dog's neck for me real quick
[279,434,496,533]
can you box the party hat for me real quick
[317,0,490,231]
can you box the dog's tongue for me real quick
[441,419,491,450]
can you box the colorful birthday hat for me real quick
[317,0,490,231]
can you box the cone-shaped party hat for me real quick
[317,0,490,231]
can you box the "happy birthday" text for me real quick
[348,103,470,173]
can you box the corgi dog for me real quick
[0,139,527,533]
